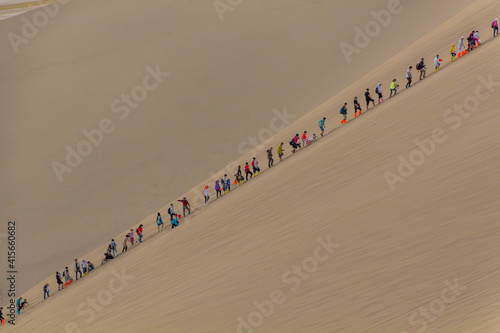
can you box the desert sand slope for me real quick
[7,0,500,331]
[0,0,474,293]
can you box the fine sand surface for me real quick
[4,0,500,332]
[0,0,44,21]
[0,0,475,295]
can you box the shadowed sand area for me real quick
[2,0,500,332]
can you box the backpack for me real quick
[136,228,139,233]
[416,62,422,70]
[289,139,294,146]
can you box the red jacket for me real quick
[178,199,190,207]
[245,165,250,172]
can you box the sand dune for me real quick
[4,0,500,331]
[0,0,475,295]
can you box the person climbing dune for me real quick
[434,55,441,71]
[365,89,375,109]
[390,79,399,98]
[340,103,348,124]
[417,58,426,80]
[405,66,413,88]
[450,44,456,62]
[319,117,326,135]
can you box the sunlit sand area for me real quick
[1,0,500,331]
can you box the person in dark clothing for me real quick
[102,252,114,265]
[178,197,191,217]
[353,97,362,117]
[267,147,274,168]
[252,157,261,175]
[365,89,375,109]
[74,259,82,280]
[20,299,29,310]
[168,204,176,221]
[417,58,426,80]
[0,307,4,324]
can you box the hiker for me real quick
[277,143,284,161]
[82,259,88,276]
[203,185,210,204]
[353,98,362,117]
[168,204,176,221]
[20,299,29,310]
[375,83,384,104]
[340,103,348,124]
[0,307,4,324]
[450,44,456,62]
[267,147,274,167]
[417,58,426,80]
[63,267,72,285]
[252,157,261,175]
[122,234,129,252]
[88,261,95,272]
[43,283,50,299]
[223,174,230,192]
[16,297,22,315]
[56,272,64,291]
[235,166,243,184]
[458,37,466,55]
[137,224,143,243]
[244,163,253,180]
[309,133,317,142]
[171,215,179,229]
[493,18,499,37]
[178,198,191,217]
[390,79,399,97]
[467,31,475,51]
[434,55,441,71]
[110,239,118,257]
[319,117,326,135]
[406,66,412,88]
[128,228,134,246]
[215,180,222,198]
[101,251,114,265]
[301,131,308,146]
[473,30,480,46]
[156,212,164,231]
[290,136,298,153]
[74,259,82,280]
[220,177,227,193]
[365,89,375,109]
